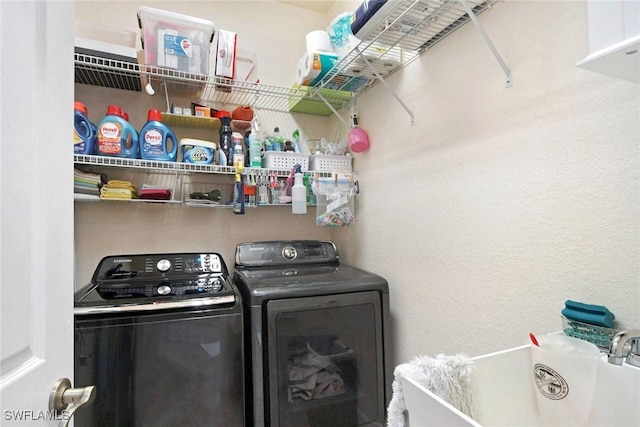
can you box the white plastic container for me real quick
[180,138,216,164]
[309,154,352,171]
[137,7,215,75]
[262,152,310,171]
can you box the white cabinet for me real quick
[577,0,639,83]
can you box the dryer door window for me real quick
[266,291,385,427]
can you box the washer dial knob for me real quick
[282,246,297,260]
[207,277,223,293]
[157,285,171,295]
[156,259,171,272]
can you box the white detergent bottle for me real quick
[291,164,307,214]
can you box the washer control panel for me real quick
[235,241,339,267]
[94,253,225,281]
[92,253,229,300]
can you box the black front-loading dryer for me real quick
[74,253,244,427]
[233,240,391,427]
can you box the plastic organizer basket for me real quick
[262,152,310,171]
[562,315,619,350]
[309,154,353,171]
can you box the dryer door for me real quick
[266,291,385,427]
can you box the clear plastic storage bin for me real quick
[137,6,215,75]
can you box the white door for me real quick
[1,0,78,425]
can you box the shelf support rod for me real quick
[315,92,350,128]
[162,81,171,113]
[459,0,513,88]
[355,47,415,126]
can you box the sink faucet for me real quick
[608,329,640,367]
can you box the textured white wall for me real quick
[75,1,639,369]
[331,0,639,366]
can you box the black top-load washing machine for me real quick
[233,240,391,427]
[74,253,244,427]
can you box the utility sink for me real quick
[401,342,640,426]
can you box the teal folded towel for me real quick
[561,299,615,329]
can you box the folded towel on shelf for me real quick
[74,180,100,188]
[139,189,172,200]
[74,177,100,186]
[74,193,100,200]
[74,169,105,198]
[139,183,172,201]
[100,180,138,200]
[104,180,137,190]
[74,185,100,196]
[74,168,104,184]
[387,354,476,427]
[100,189,135,199]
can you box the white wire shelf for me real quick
[74,154,236,175]
[74,52,351,116]
[313,0,500,93]
[73,155,338,177]
[73,195,182,205]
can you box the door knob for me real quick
[49,378,96,427]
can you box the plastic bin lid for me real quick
[137,6,215,43]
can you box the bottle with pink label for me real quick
[139,109,178,162]
[96,105,139,158]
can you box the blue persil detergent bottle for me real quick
[96,105,139,158]
[73,101,96,155]
[139,109,178,162]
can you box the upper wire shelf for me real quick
[74,52,350,116]
[313,0,500,93]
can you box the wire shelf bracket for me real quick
[459,0,513,88]
[356,46,416,126]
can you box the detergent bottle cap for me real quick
[74,101,88,114]
[147,109,162,122]
[106,105,122,116]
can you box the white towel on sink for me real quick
[386,353,476,427]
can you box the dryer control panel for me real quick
[235,241,339,267]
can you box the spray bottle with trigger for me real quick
[291,164,307,214]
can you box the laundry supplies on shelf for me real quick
[74,101,97,155]
[96,105,139,159]
[100,180,138,200]
[139,109,178,162]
